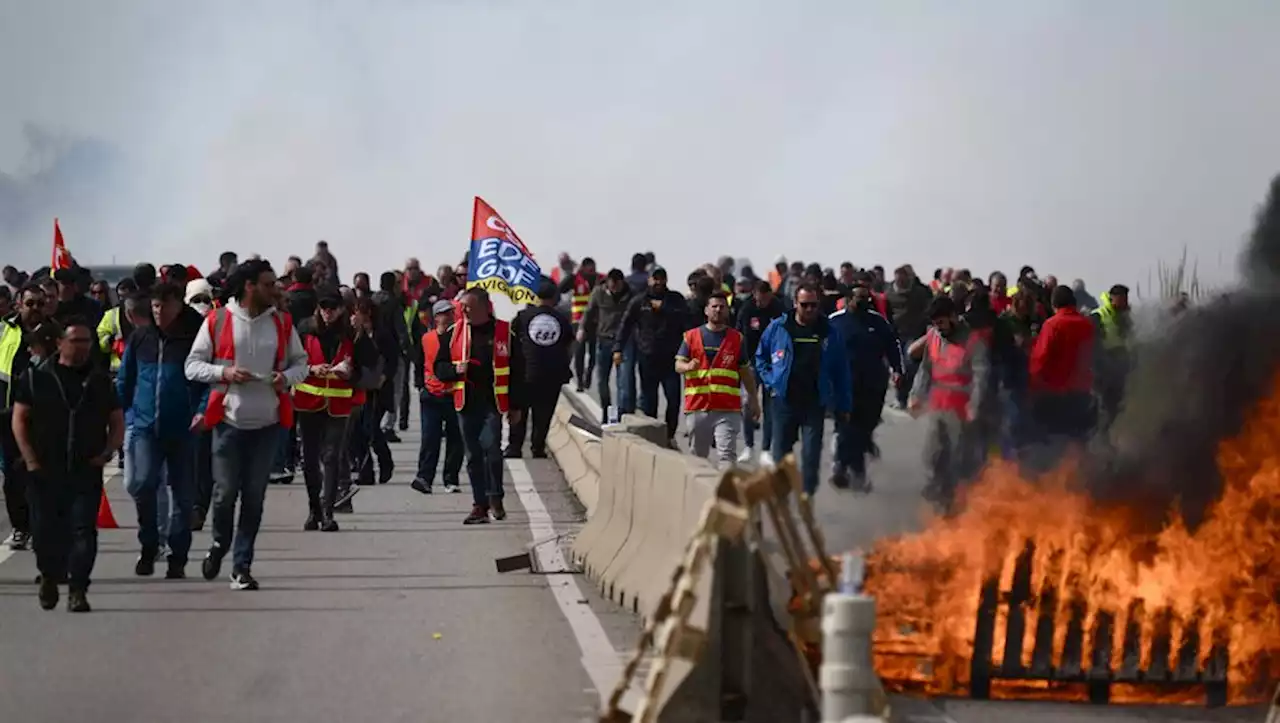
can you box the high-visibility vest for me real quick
[423,328,462,397]
[293,334,355,417]
[1092,294,1129,350]
[682,326,744,413]
[96,307,127,371]
[402,301,417,337]
[0,321,23,408]
[924,328,979,419]
[202,308,295,430]
[571,274,592,323]
[449,318,512,413]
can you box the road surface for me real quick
[0,413,641,723]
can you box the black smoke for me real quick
[1084,173,1280,529]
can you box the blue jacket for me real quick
[828,306,903,386]
[754,312,853,413]
[117,305,207,438]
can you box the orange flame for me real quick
[867,375,1280,704]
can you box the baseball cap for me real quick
[431,299,454,316]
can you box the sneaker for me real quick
[829,470,851,491]
[378,462,395,484]
[319,517,339,533]
[202,545,226,581]
[530,450,548,459]
[490,497,507,521]
[502,447,522,459]
[398,418,409,432]
[737,446,755,464]
[165,559,186,580]
[463,506,490,525]
[66,590,91,613]
[334,500,354,514]
[410,479,432,495]
[230,570,259,591]
[758,450,775,467]
[304,510,320,531]
[135,549,158,577]
[334,486,360,508]
[445,483,461,494]
[384,431,402,444]
[38,575,58,611]
[4,530,30,551]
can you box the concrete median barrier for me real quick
[548,390,602,514]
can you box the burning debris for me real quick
[866,175,1280,705]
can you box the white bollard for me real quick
[820,553,884,722]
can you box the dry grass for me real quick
[1135,246,1207,303]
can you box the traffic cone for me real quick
[96,491,118,529]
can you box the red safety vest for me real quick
[449,318,512,413]
[682,326,744,413]
[571,273,592,323]
[422,328,462,397]
[925,329,979,419]
[202,308,294,430]
[292,334,356,417]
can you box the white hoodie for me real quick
[184,299,310,430]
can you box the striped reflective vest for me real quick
[449,319,512,413]
[0,321,23,407]
[96,307,127,371]
[571,274,592,323]
[202,308,295,429]
[924,328,979,420]
[293,334,355,416]
[682,326,744,413]
[422,328,461,397]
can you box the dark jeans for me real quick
[195,430,214,514]
[459,404,504,508]
[770,396,826,496]
[397,357,411,427]
[573,325,596,389]
[595,338,617,421]
[418,392,463,486]
[210,424,279,571]
[128,431,196,564]
[618,338,637,414]
[896,350,919,407]
[28,469,102,591]
[299,412,349,514]
[352,399,393,485]
[507,382,561,455]
[637,357,681,439]
[742,379,773,451]
[272,419,298,473]
[2,454,30,535]
[834,382,886,478]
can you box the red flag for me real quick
[52,218,73,271]
[471,197,532,258]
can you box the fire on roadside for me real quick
[864,374,1280,704]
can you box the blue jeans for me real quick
[127,430,195,563]
[618,338,637,414]
[418,391,463,486]
[742,383,773,451]
[209,424,279,571]
[459,405,504,508]
[123,425,171,543]
[770,396,826,496]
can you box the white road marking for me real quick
[507,459,625,703]
[0,547,13,567]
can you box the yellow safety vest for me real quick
[0,322,24,407]
[97,307,123,371]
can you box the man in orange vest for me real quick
[558,256,600,392]
[433,288,527,525]
[411,299,464,495]
[184,259,309,590]
[907,295,990,511]
[675,292,759,467]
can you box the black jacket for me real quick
[512,305,572,385]
[884,281,934,342]
[434,319,527,411]
[581,285,633,341]
[735,296,786,360]
[286,284,318,324]
[296,316,371,389]
[616,290,691,362]
[372,290,409,354]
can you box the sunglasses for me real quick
[798,301,818,309]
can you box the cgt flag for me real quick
[467,197,541,304]
[52,218,73,270]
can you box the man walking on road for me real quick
[13,318,124,613]
[580,269,633,423]
[0,284,54,551]
[117,282,205,579]
[412,300,464,494]
[185,259,309,590]
[615,268,690,441]
[434,288,527,525]
[735,279,785,463]
[559,257,600,392]
[675,293,759,468]
[507,279,572,459]
[754,284,852,496]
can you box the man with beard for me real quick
[1092,283,1134,431]
[735,279,785,463]
[580,269,633,423]
[615,268,691,441]
[0,284,54,550]
[885,265,934,408]
[908,296,990,510]
[675,292,758,468]
[53,268,102,328]
[828,274,902,491]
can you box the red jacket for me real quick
[1029,307,1095,393]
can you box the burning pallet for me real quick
[969,540,1231,707]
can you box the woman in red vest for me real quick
[293,288,372,531]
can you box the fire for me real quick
[866,375,1280,704]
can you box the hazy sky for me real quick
[2,0,1278,291]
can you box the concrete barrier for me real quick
[547,389,602,514]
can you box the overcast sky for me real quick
[2,0,1278,291]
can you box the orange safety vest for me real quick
[422,328,462,397]
[682,326,744,413]
[293,334,356,417]
[925,329,978,419]
[571,273,592,323]
[449,318,512,413]
[203,308,294,430]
